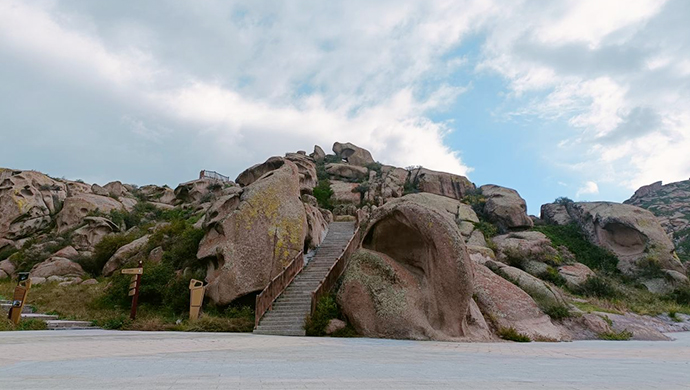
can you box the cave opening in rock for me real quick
[362,210,429,278]
[597,222,647,255]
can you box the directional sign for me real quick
[128,289,136,297]
[121,268,143,275]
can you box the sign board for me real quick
[122,268,143,275]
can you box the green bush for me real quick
[533,224,619,274]
[366,162,383,178]
[313,180,334,210]
[599,329,633,340]
[324,154,342,164]
[497,327,531,342]
[543,305,571,320]
[554,196,574,205]
[473,221,498,239]
[538,267,567,287]
[79,232,140,277]
[0,246,18,261]
[578,276,619,298]
[668,286,690,305]
[305,295,339,336]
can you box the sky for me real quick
[1,0,689,214]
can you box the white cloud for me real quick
[480,0,690,190]
[576,181,599,198]
[0,0,481,178]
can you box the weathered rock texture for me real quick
[332,142,375,167]
[625,179,690,263]
[408,168,475,201]
[473,262,566,341]
[541,201,685,276]
[0,170,68,239]
[338,195,473,340]
[197,160,307,305]
[30,257,85,278]
[56,194,124,233]
[480,184,533,231]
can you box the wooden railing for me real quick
[310,217,362,317]
[254,251,304,328]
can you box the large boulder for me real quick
[408,167,475,201]
[139,185,176,205]
[30,257,85,278]
[338,194,474,340]
[330,181,361,205]
[0,170,68,239]
[625,179,690,263]
[311,145,326,162]
[325,163,368,181]
[558,263,595,289]
[480,185,533,231]
[71,217,120,251]
[332,142,375,167]
[103,181,128,198]
[197,160,307,305]
[174,178,216,203]
[235,157,286,187]
[56,194,124,233]
[304,203,329,249]
[0,259,15,279]
[285,153,318,194]
[102,235,150,276]
[542,201,685,276]
[473,262,566,341]
[485,260,567,311]
[492,231,562,267]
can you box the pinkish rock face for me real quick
[473,262,567,341]
[197,160,307,306]
[30,257,85,278]
[558,263,595,289]
[56,194,124,234]
[408,167,475,201]
[0,170,68,239]
[480,184,533,231]
[338,195,474,341]
[332,142,375,167]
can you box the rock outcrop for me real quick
[332,142,375,167]
[0,170,68,239]
[197,160,307,305]
[540,201,685,276]
[71,217,120,251]
[102,235,150,276]
[30,257,85,278]
[174,178,216,203]
[625,179,690,263]
[473,262,566,341]
[56,194,124,233]
[480,185,533,231]
[338,195,473,340]
[408,167,475,201]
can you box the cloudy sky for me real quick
[1,0,689,213]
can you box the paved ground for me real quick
[1,330,689,389]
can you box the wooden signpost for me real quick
[121,260,143,320]
[8,273,31,325]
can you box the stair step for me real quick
[21,313,59,320]
[46,320,97,330]
[0,303,34,313]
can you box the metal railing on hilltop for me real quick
[199,170,231,183]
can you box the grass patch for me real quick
[533,224,619,274]
[0,318,48,331]
[599,329,633,340]
[577,276,619,298]
[497,327,531,342]
[538,267,567,287]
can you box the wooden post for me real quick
[122,260,143,320]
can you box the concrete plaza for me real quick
[1,330,689,389]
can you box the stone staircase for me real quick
[1,300,98,330]
[254,221,356,336]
